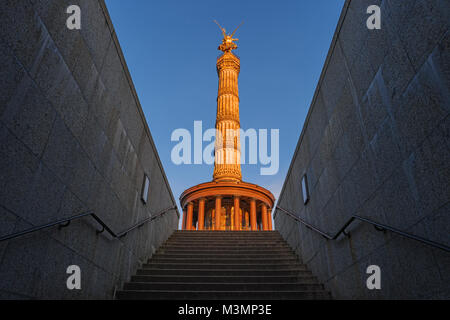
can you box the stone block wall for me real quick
[0,0,179,298]
[275,0,449,299]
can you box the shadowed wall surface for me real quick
[0,0,178,299]
[275,0,449,299]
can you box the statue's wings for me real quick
[213,20,227,37]
[230,21,244,37]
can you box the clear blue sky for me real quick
[104,0,345,215]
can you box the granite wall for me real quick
[0,0,179,298]
[275,0,449,299]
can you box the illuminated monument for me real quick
[180,22,275,231]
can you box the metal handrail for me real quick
[0,206,177,242]
[275,206,450,253]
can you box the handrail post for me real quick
[58,221,71,230]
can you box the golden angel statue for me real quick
[214,20,244,52]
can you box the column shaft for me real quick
[187,202,194,230]
[198,198,205,230]
[239,210,243,230]
[268,210,273,230]
[182,208,186,230]
[261,204,268,231]
[234,196,240,230]
[250,199,257,231]
[215,196,222,230]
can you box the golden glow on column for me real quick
[261,204,268,231]
[215,196,222,230]
[268,210,273,230]
[182,208,186,230]
[179,22,275,232]
[198,198,205,230]
[250,199,257,231]
[187,202,194,230]
[213,51,242,182]
[234,196,240,230]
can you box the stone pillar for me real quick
[261,204,268,231]
[226,206,231,230]
[215,196,222,230]
[250,198,257,231]
[187,202,194,230]
[245,211,249,230]
[213,53,242,182]
[239,210,243,230]
[182,208,186,230]
[234,196,240,230]
[198,198,205,230]
[268,209,273,230]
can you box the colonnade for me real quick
[181,195,273,231]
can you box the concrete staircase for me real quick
[116,230,330,300]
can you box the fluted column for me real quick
[239,209,243,230]
[261,204,268,231]
[250,198,257,231]
[226,206,231,230]
[213,52,242,182]
[268,209,273,230]
[182,208,187,230]
[186,202,194,230]
[198,198,205,230]
[234,196,240,230]
[215,196,222,230]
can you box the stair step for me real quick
[168,234,283,238]
[142,263,305,270]
[151,253,296,259]
[136,268,312,276]
[157,249,295,255]
[123,282,324,291]
[130,275,319,283]
[149,257,299,264]
[116,290,331,300]
[164,242,288,247]
[165,242,286,246]
[160,244,291,249]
